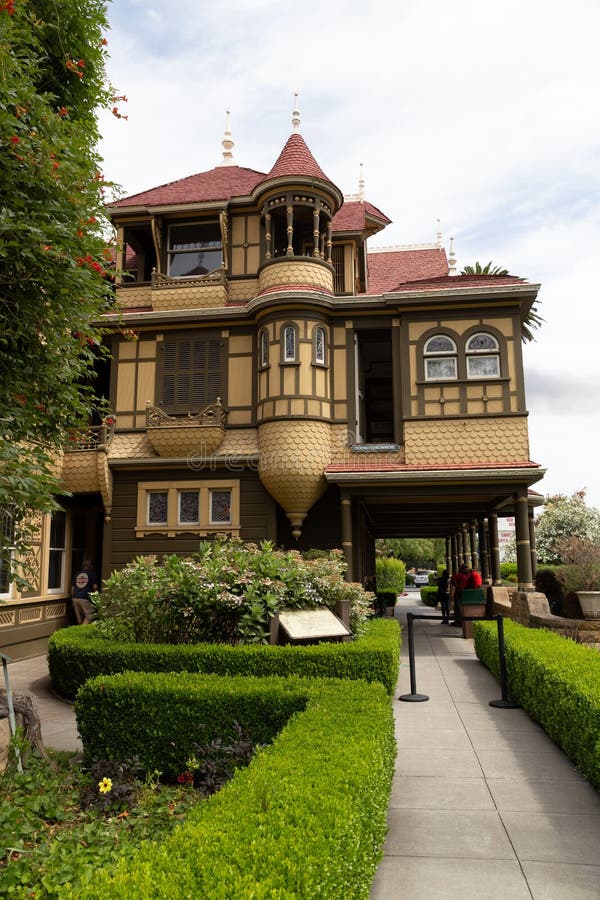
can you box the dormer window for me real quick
[424,335,457,381]
[168,222,223,277]
[466,332,500,378]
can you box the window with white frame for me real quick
[167,222,223,278]
[47,509,67,592]
[282,324,298,363]
[466,332,500,379]
[136,481,240,537]
[424,334,458,381]
[259,329,269,369]
[313,326,327,366]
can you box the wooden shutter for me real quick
[161,335,221,413]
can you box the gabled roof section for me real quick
[110,165,266,209]
[332,200,392,234]
[366,247,450,294]
[262,133,337,187]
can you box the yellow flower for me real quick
[98,777,113,794]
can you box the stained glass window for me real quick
[179,491,200,524]
[148,491,168,524]
[314,326,326,365]
[210,490,232,524]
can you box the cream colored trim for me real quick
[136,480,240,537]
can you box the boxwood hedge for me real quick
[48,617,400,700]
[68,673,396,899]
[473,619,600,788]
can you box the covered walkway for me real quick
[371,596,600,899]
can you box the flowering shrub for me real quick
[93,538,372,645]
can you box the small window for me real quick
[47,509,67,591]
[313,326,327,365]
[259,329,269,369]
[210,489,232,525]
[283,325,297,363]
[148,491,168,524]
[168,222,223,277]
[466,332,500,379]
[424,334,457,381]
[179,490,200,525]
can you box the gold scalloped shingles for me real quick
[152,284,228,311]
[258,421,331,538]
[258,260,333,294]
[405,417,530,465]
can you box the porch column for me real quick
[515,487,534,590]
[488,513,502,585]
[529,508,538,579]
[480,519,491,583]
[456,530,464,566]
[286,204,294,256]
[340,492,354,582]
[445,536,452,574]
[469,519,479,570]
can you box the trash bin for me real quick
[460,588,486,639]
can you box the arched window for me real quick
[258,329,269,369]
[313,326,326,365]
[282,324,298,363]
[466,332,500,379]
[424,334,457,381]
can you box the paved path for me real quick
[371,596,600,899]
[4,607,600,898]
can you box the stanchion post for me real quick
[398,612,429,702]
[489,614,520,709]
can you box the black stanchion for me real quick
[398,612,429,702]
[489,614,520,709]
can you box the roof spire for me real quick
[292,92,301,133]
[358,162,365,203]
[436,218,442,249]
[448,236,457,275]
[217,110,235,167]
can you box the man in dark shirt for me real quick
[71,559,98,625]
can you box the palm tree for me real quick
[460,261,544,342]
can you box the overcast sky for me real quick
[98,0,600,510]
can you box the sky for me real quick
[97,0,600,510]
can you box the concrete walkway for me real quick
[4,605,600,898]
[371,595,600,899]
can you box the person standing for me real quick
[71,559,98,625]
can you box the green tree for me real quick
[460,261,544,342]
[0,0,118,577]
[503,490,600,565]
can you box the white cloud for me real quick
[99,0,600,510]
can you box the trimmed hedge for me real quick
[48,618,401,700]
[473,619,600,788]
[69,674,396,899]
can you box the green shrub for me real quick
[473,619,600,788]
[48,618,401,700]
[420,586,439,607]
[376,557,406,593]
[93,539,372,646]
[68,675,396,900]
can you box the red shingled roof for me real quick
[262,133,337,188]
[110,165,266,208]
[366,249,449,293]
[332,200,391,233]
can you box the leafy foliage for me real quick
[0,0,119,567]
[48,617,401,699]
[93,538,372,644]
[474,619,600,788]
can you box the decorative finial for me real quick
[448,237,457,275]
[292,92,300,133]
[217,109,235,167]
[359,162,365,203]
[436,218,442,248]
